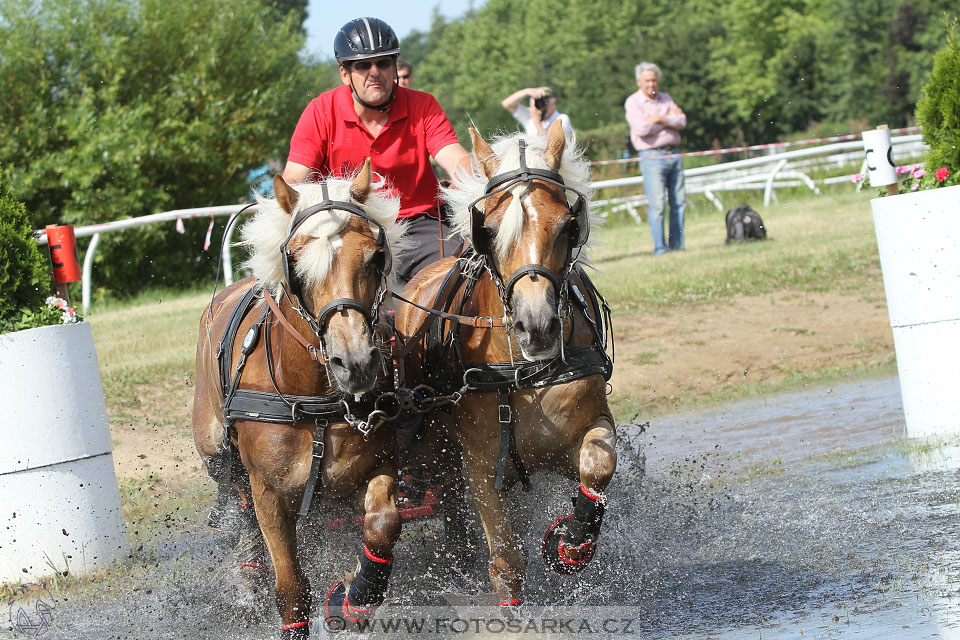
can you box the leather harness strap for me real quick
[264,290,324,363]
[398,249,614,493]
[495,390,531,491]
[213,283,391,518]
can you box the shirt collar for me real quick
[336,83,408,125]
[638,90,659,103]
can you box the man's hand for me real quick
[645,115,667,125]
[502,87,545,115]
[526,87,547,101]
[668,107,684,116]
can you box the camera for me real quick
[533,96,549,111]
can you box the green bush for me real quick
[0,169,54,332]
[915,17,960,187]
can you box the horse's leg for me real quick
[248,471,311,639]
[542,418,617,574]
[464,456,525,605]
[233,475,271,589]
[422,417,479,548]
[325,465,400,625]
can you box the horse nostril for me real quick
[367,347,381,371]
[549,316,561,337]
[513,320,526,335]
[330,356,345,370]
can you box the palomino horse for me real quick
[396,121,616,605]
[193,162,407,638]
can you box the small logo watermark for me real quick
[6,583,56,637]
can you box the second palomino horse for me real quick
[396,120,616,605]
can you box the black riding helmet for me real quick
[335,18,401,113]
[334,18,400,62]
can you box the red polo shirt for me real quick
[287,84,460,219]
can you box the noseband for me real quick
[279,181,392,356]
[467,140,589,309]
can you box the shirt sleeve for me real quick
[287,98,327,169]
[665,97,687,130]
[624,94,656,137]
[513,104,532,128]
[422,94,461,158]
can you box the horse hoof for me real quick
[541,515,597,575]
[324,580,381,629]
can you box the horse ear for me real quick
[350,158,372,203]
[274,174,300,214]
[469,127,499,180]
[542,120,566,172]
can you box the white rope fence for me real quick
[34,133,926,312]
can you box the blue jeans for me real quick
[639,148,686,255]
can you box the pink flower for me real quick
[896,165,911,175]
[936,167,950,182]
[912,182,920,191]
[912,168,925,179]
[851,173,864,183]
[66,307,74,314]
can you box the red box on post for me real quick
[46,225,81,284]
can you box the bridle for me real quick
[467,139,589,312]
[278,181,392,360]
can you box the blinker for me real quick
[468,140,589,253]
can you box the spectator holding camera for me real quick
[501,86,574,139]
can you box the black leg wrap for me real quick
[564,488,606,548]
[541,487,606,575]
[325,549,393,626]
[348,551,393,608]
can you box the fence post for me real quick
[81,233,101,312]
[222,213,243,287]
[763,158,789,207]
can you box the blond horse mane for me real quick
[240,171,408,297]
[442,131,597,263]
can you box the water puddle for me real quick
[8,377,960,639]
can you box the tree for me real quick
[266,0,308,31]
[0,0,330,293]
[915,16,960,180]
[0,167,50,329]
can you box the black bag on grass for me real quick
[725,204,767,244]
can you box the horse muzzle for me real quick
[328,346,381,395]
[512,301,562,360]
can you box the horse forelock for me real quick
[443,131,597,263]
[240,173,407,298]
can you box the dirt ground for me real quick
[108,287,895,488]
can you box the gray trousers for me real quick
[396,214,464,287]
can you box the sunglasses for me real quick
[351,58,395,72]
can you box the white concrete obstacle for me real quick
[872,185,960,439]
[0,322,129,583]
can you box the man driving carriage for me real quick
[281,17,473,286]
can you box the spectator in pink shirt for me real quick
[625,62,687,255]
